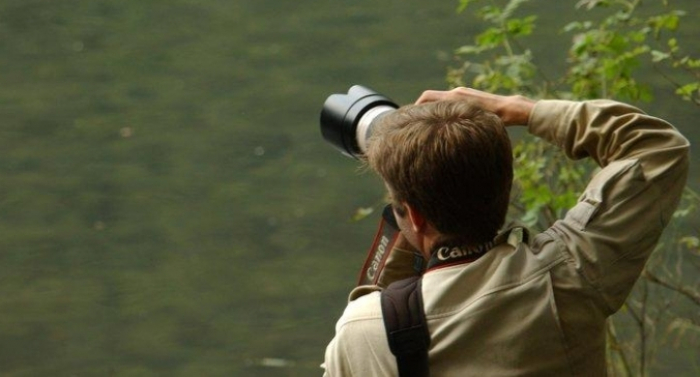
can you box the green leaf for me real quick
[351,207,375,221]
[576,0,610,10]
[455,45,485,55]
[476,27,506,48]
[502,0,531,20]
[477,5,503,23]
[649,12,681,38]
[651,50,671,63]
[563,21,592,33]
[679,236,700,249]
[457,0,478,13]
[675,82,700,101]
[682,57,700,69]
[668,38,679,52]
[506,16,537,36]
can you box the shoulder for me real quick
[336,289,383,330]
[324,290,396,376]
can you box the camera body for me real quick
[320,85,398,158]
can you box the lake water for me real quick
[0,0,697,376]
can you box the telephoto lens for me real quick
[320,85,398,158]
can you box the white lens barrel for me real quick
[356,105,395,154]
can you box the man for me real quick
[322,88,689,376]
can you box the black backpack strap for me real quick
[381,276,431,377]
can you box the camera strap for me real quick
[425,241,495,272]
[379,235,512,377]
[357,205,401,286]
[381,276,430,377]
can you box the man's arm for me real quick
[528,99,689,312]
[417,88,690,312]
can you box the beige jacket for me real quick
[322,100,690,376]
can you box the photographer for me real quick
[321,88,689,376]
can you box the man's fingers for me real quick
[414,90,445,104]
[415,87,474,105]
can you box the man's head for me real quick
[365,100,513,249]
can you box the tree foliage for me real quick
[450,0,699,375]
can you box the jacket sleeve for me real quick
[528,100,690,313]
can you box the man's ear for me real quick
[405,203,426,233]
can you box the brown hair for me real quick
[366,101,513,246]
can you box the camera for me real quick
[320,85,398,158]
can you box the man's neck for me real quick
[418,228,441,261]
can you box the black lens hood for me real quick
[320,85,397,157]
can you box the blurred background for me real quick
[0,1,696,376]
